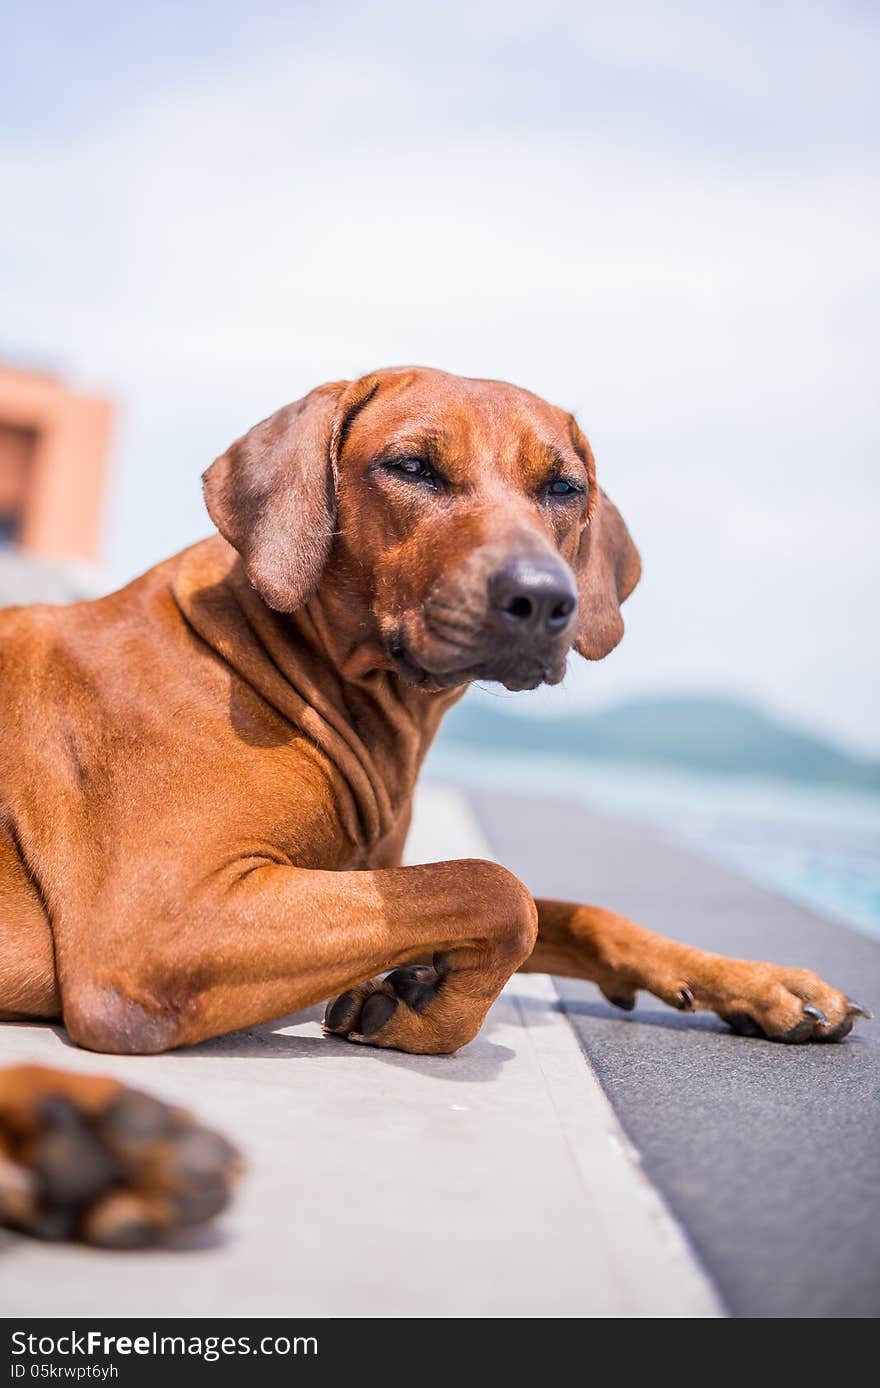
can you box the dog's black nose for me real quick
[489,558,578,635]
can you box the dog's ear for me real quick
[568,420,641,660]
[203,379,377,611]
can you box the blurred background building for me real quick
[0,363,112,604]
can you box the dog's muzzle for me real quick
[389,556,578,692]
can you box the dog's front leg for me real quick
[522,899,869,1043]
[58,860,537,1057]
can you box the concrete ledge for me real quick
[0,785,720,1318]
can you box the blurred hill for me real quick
[438,695,880,791]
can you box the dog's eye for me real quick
[542,478,583,500]
[384,456,439,487]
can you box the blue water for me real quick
[425,744,880,941]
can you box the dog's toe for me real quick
[715,965,869,1045]
[324,989,366,1033]
[323,978,398,1040]
[323,956,451,1049]
[83,1190,160,1248]
[385,964,441,1013]
[359,991,398,1035]
[32,1095,118,1210]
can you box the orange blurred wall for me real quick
[0,364,112,563]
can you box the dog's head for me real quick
[203,367,640,692]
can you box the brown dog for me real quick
[0,366,869,1244]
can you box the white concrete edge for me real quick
[509,971,724,1318]
[409,782,725,1318]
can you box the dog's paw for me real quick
[0,1082,242,1247]
[323,955,479,1055]
[707,963,871,1044]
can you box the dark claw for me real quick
[803,1004,828,1024]
[677,986,695,1012]
[847,1000,873,1020]
[359,991,397,1036]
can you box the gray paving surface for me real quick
[469,788,880,1319]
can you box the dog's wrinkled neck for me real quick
[297,568,389,686]
[300,555,469,706]
[171,536,462,850]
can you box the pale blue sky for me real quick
[2,1,878,750]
